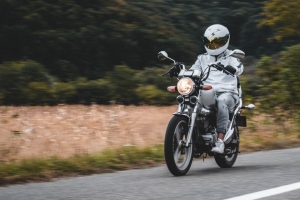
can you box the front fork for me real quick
[185,93,202,148]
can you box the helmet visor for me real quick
[203,35,229,50]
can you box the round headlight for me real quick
[177,77,195,95]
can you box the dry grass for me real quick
[0,104,171,163]
[239,113,300,152]
[0,104,299,163]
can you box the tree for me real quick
[259,0,300,41]
[256,44,300,124]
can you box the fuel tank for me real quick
[200,88,216,109]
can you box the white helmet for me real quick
[203,24,230,56]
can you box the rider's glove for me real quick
[169,67,177,77]
[224,65,236,75]
[169,63,182,77]
[214,63,224,71]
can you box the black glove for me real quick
[214,62,224,71]
[224,65,236,75]
[169,63,182,77]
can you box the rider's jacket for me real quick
[190,49,244,94]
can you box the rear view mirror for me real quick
[157,51,176,63]
[158,51,168,60]
[230,49,245,59]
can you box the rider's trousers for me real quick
[216,92,239,134]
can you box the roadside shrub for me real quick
[26,82,56,105]
[136,84,176,105]
[0,60,54,105]
[54,82,77,104]
[135,66,178,90]
[105,65,139,105]
[74,78,112,105]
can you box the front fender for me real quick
[173,112,190,120]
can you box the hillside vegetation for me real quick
[0,0,299,112]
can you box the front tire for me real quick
[214,126,239,168]
[164,116,193,176]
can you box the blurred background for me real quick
[0,0,298,108]
[1,1,300,184]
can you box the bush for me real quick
[0,60,54,105]
[136,84,176,105]
[75,78,112,105]
[105,65,140,105]
[26,82,56,105]
[53,82,77,104]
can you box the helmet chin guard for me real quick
[203,24,230,56]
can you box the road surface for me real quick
[1,147,300,200]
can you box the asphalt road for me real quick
[1,147,300,200]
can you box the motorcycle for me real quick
[158,50,255,176]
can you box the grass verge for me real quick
[0,145,164,186]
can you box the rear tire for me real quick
[214,126,239,168]
[164,116,193,176]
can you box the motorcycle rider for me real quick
[188,24,244,154]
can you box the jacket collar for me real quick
[209,49,230,61]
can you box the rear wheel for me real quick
[214,126,239,168]
[164,116,193,176]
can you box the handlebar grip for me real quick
[209,64,234,76]
[223,69,234,76]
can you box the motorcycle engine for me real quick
[196,111,217,146]
[202,132,217,145]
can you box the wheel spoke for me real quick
[165,117,194,175]
[173,146,181,163]
[175,128,181,146]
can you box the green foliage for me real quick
[0,60,54,105]
[0,0,299,106]
[105,65,140,105]
[1,0,291,80]
[26,82,56,105]
[255,44,300,123]
[0,61,179,105]
[136,84,174,105]
[135,66,177,89]
[134,66,178,105]
[54,60,78,82]
[239,75,261,104]
[278,45,300,110]
[54,82,77,103]
[74,78,112,105]
[255,55,286,114]
[259,0,300,41]
[54,78,112,105]
[0,145,164,185]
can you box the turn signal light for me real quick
[167,86,177,92]
[202,85,212,90]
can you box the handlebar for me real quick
[162,70,170,76]
[208,63,235,77]
[161,63,185,77]
[162,62,234,79]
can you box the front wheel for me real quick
[164,116,193,176]
[214,126,239,168]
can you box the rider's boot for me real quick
[211,138,224,154]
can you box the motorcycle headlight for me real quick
[177,77,195,95]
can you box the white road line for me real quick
[224,182,300,200]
